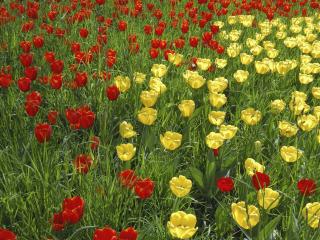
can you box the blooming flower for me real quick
[217,177,234,192]
[167,211,198,239]
[280,146,303,163]
[160,131,182,151]
[231,202,260,229]
[169,175,192,197]
[116,143,136,161]
[302,202,320,228]
[257,188,280,210]
[119,121,137,139]
[244,158,265,176]
[297,179,316,196]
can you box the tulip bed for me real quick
[1,0,320,239]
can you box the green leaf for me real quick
[257,215,282,240]
[205,161,216,196]
[189,167,205,190]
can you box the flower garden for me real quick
[0,0,320,239]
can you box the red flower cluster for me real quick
[65,105,95,129]
[52,196,85,231]
[118,169,155,199]
[93,226,138,240]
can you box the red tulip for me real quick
[144,25,152,35]
[65,108,80,124]
[52,212,64,231]
[119,227,138,240]
[217,177,234,192]
[134,178,154,199]
[34,123,52,143]
[25,102,39,117]
[96,0,106,5]
[74,154,93,174]
[252,172,270,190]
[62,196,85,224]
[74,71,88,87]
[118,20,127,31]
[297,179,316,196]
[20,40,31,52]
[71,42,81,54]
[24,66,37,81]
[33,35,44,48]
[0,73,12,88]
[189,36,199,48]
[119,169,137,189]
[174,38,185,49]
[149,48,159,59]
[50,60,64,74]
[93,226,117,240]
[47,110,59,125]
[50,74,63,89]
[26,91,42,105]
[0,228,16,240]
[210,24,219,34]
[44,51,55,63]
[18,77,31,92]
[19,53,33,68]
[78,106,95,129]
[216,45,224,54]
[79,28,89,38]
[106,85,120,101]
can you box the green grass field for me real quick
[0,0,319,239]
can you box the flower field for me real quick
[0,0,320,239]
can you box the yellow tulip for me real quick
[250,45,263,56]
[246,38,258,48]
[241,108,262,125]
[233,70,249,83]
[160,131,182,151]
[266,48,279,59]
[312,87,320,99]
[283,37,297,48]
[149,77,167,94]
[306,33,317,42]
[227,16,238,25]
[133,72,146,84]
[119,121,137,139]
[262,58,276,73]
[255,61,270,74]
[280,146,303,163]
[137,107,157,125]
[276,61,292,75]
[183,70,206,89]
[116,143,136,161]
[262,41,275,50]
[209,92,227,109]
[205,132,224,149]
[313,106,320,120]
[140,90,158,107]
[169,175,192,198]
[257,188,280,210]
[207,77,228,93]
[208,111,226,126]
[178,100,195,118]
[302,202,320,229]
[227,43,242,58]
[270,99,286,114]
[114,75,131,92]
[219,124,238,140]
[167,211,198,239]
[297,114,318,132]
[299,73,314,84]
[229,30,242,42]
[278,121,298,137]
[231,202,260,229]
[215,58,227,69]
[301,54,312,64]
[239,15,254,27]
[240,53,254,65]
[276,31,287,40]
[244,158,265,176]
[168,53,184,66]
[290,24,302,33]
[196,58,212,71]
[151,64,167,78]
